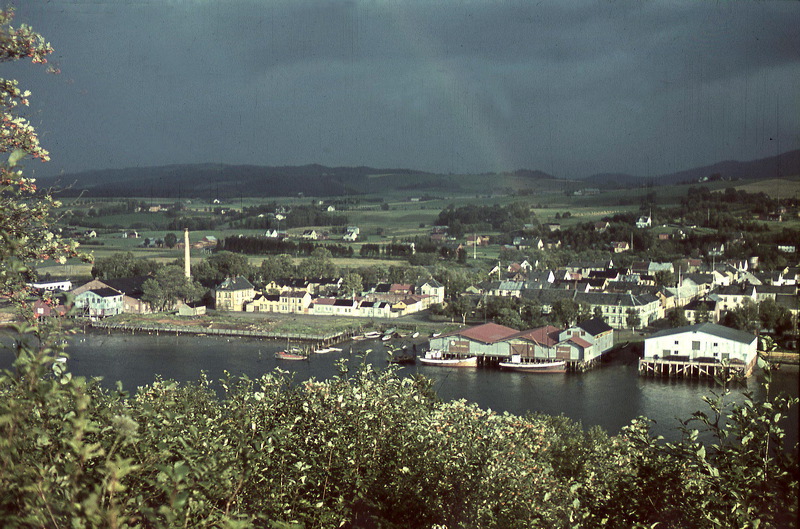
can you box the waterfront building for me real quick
[557,318,614,362]
[429,322,519,361]
[641,323,758,378]
[74,287,124,318]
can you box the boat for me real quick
[388,353,416,365]
[431,332,441,338]
[275,348,307,361]
[418,350,477,367]
[411,331,419,338]
[363,331,381,339]
[314,347,335,354]
[498,358,566,373]
[381,334,392,342]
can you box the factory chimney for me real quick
[184,228,191,278]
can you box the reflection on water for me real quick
[1,331,797,444]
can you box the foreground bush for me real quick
[0,330,797,529]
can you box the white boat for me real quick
[314,347,335,354]
[364,331,381,339]
[499,359,566,373]
[411,331,420,338]
[418,350,477,367]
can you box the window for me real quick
[674,340,679,345]
[692,341,700,350]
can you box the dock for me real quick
[638,356,756,379]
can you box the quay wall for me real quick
[90,321,351,344]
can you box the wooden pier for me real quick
[90,321,351,347]
[638,356,756,379]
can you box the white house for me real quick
[28,279,73,292]
[636,215,652,229]
[643,323,757,367]
[74,287,124,318]
[416,278,445,304]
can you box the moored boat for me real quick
[498,359,566,373]
[418,350,477,367]
[275,348,307,361]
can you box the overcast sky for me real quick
[9,0,800,180]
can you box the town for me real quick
[27,180,799,379]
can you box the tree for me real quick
[141,265,204,312]
[723,299,760,334]
[551,298,578,328]
[339,272,363,299]
[91,251,160,279]
[297,247,337,278]
[654,270,675,288]
[626,308,641,330]
[446,296,475,324]
[666,308,689,328]
[495,307,524,330]
[0,9,82,304]
[259,254,295,284]
[163,232,178,248]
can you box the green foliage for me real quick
[91,251,160,279]
[141,265,204,312]
[2,350,797,528]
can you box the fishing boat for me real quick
[388,353,416,365]
[275,348,307,361]
[498,357,566,373]
[418,350,477,367]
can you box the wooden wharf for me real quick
[90,321,351,347]
[638,356,757,379]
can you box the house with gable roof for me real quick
[429,322,520,359]
[74,287,124,318]
[557,318,614,361]
[215,276,255,311]
[643,323,757,373]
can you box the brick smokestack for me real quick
[184,228,191,278]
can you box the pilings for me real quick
[638,356,756,379]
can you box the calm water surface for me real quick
[2,331,797,444]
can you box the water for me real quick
[2,331,797,444]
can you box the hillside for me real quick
[584,149,800,189]
[40,150,800,198]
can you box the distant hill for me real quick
[41,150,799,198]
[584,149,800,189]
[42,164,433,199]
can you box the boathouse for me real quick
[504,325,561,361]
[640,322,758,378]
[429,323,519,364]
[557,318,614,362]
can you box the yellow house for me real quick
[215,277,255,311]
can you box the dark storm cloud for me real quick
[8,0,800,179]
